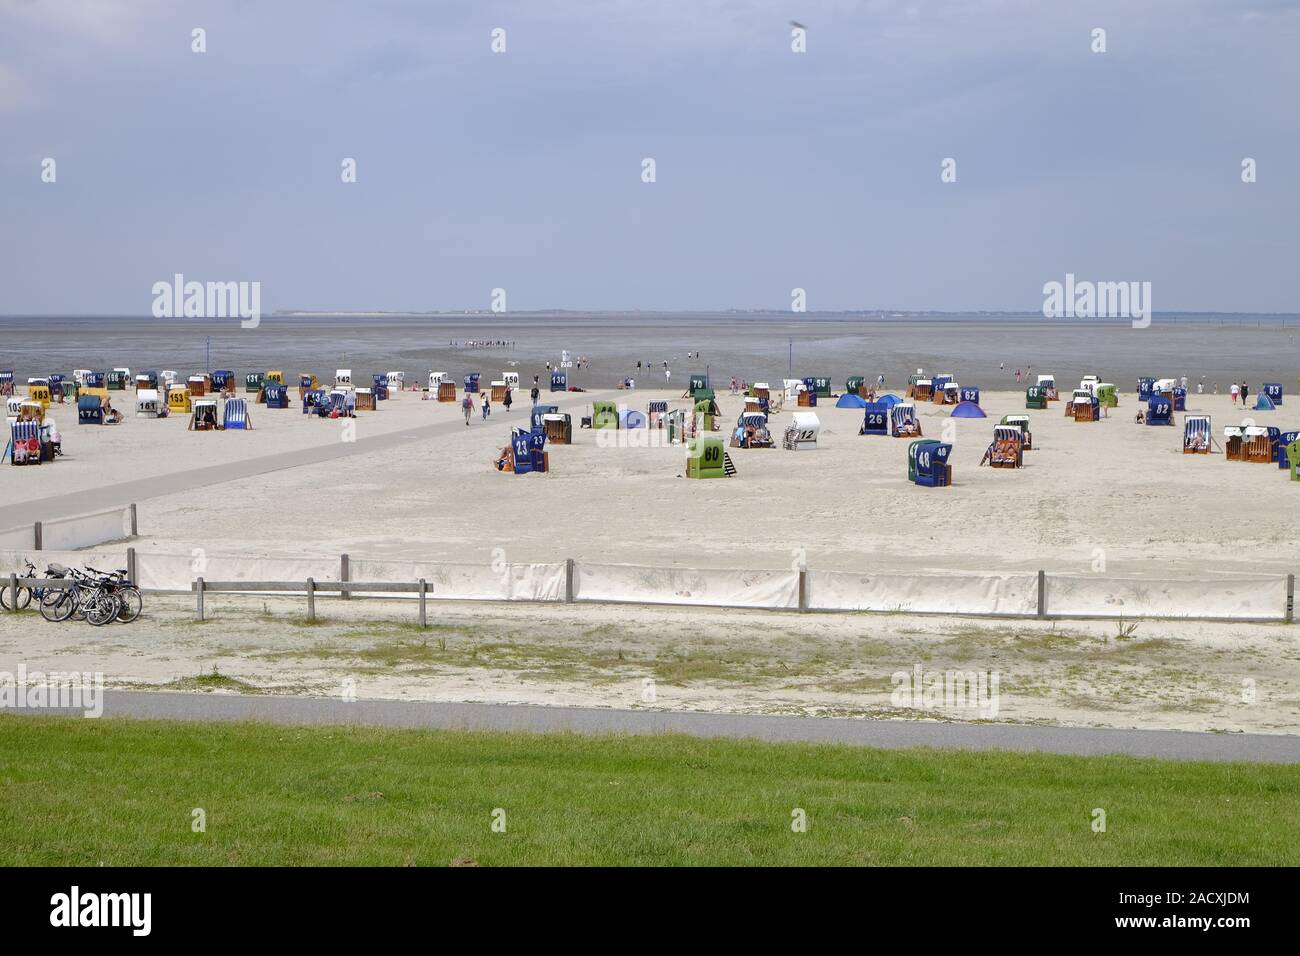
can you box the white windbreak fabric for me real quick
[1046,575,1286,619]
[0,548,129,575]
[134,553,341,591]
[40,506,133,551]
[349,559,566,601]
[576,563,800,609]
[809,571,1039,615]
[0,526,36,550]
[0,542,1290,620]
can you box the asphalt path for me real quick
[13,690,1299,763]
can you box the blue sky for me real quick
[1,0,1297,313]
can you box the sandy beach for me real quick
[7,384,1295,578]
[5,379,1297,733]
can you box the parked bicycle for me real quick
[0,560,40,611]
[0,560,77,611]
[36,565,143,626]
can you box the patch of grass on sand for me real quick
[0,715,1296,865]
[135,668,262,694]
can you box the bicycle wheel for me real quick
[114,587,143,623]
[40,588,77,623]
[70,587,88,621]
[15,585,32,610]
[85,592,119,627]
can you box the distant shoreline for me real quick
[2,310,1298,322]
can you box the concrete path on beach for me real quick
[17,690,1300,763]
[0,390,602,527]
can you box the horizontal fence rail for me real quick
[1,549,1294,626]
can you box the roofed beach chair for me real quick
[1183,415,1211,454]
[981,425,1023,468]
[889,403,921,437]
[223,398,250,430]
[8,420,42,465]
[135,389,160,418]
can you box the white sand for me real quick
[5,383,1297,729]
[7,386,1287,577]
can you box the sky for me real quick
[1,0,1298,314]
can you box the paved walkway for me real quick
[0,391,598,526]
[17,690,1300,763]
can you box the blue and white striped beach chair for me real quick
[223,398,250,430]
[1183,415,1211,454]
[9,420,41,464]
[890,403,920,437]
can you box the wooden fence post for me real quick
[1037,570,1047,619]
[33,521,42,551]
[798,569,809,612]
[565,558,575,603]
[419,578,427,627]
[1287,574,1295,624]
[196,577,205,621]
[306,578,316,622]
[127,547,137,584]
[129,503,138,536]
[7,574,17,613]
[340,554,350,600]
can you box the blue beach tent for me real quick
[950,401,986,418]
[835,393,867,409]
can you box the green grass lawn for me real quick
[1,715,1296,865]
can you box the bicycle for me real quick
[0,560,38,611]
[38,566,80,622]
[40,568,118,625]
[88,566,142,624]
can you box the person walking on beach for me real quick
[482,394,491,420]
[1240,382,1249,406]
[503,387,513,412]
[1230,382,1239,405]
[462,392,474,425]
[1015,368,1022,383]
[530,384,540,405]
